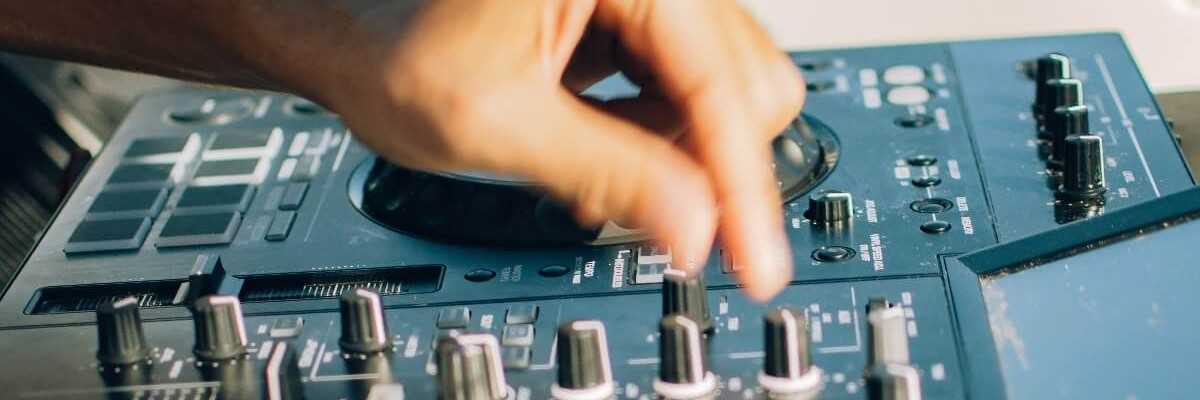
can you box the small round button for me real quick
[909,198,953,214]
[905,155,938,166]
[464,268,496,282]
[911,176,942,188]
[806,80,836,93]
[797,60,833,72]
[920,220,952,234]
[539,265,569,278]
[812,246,856,262]
[883,65,926,86]
[895,114,934,128]
[886,86,932,106]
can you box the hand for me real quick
[238,0,805,300]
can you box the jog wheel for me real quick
[350,114,839,246]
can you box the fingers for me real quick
[595,0,806,301]
[580,94,685,138]
[476,89,718,275]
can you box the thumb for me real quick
[483,89,717,272]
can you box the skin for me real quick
[0,1,805,301]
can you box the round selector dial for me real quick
[806,190,853,224]
[1059,134,1107,202]
[352,115,839,247]
[758,308,824,396]
[191,295,248,361]
[654,314,717,399]
[661,269,713,333]
[552,320,615,400]
[338,288,391,354]
[435,334,508,400]
[95,297,151,365]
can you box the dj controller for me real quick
[1,32,1198,399]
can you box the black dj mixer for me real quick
[1,32,1197,399]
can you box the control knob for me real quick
[1032,53,1072,114]
[191,295,248,361]
[1046,105,1090,165]
[1035,78,1083,132]
[662,269,714,332]
[339,288,391,353]
[264,341,305,400]
[436,333,508,400]
[806,190,853,224]
[758,308,824,397]
[552,320,615,400]
[1059,134,1107,202]
[654,314,717,399]
[95,297,151,365]
[865,299,922,400]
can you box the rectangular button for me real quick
[64,217,152,254]
[176,184,256,212]
[501,324,535,347]
[156,211,242,248]
[279,183,309,211]
[108,163,175,186]
[501,346,531,370]
[194,158,260,178]
[505,305,538,325]
[436,307,471,329]
[269,317,304,338]
[204,129,282,160]
[88,186,170,218]
[291,155,321,181]
[265,211,297,241]
[125,136,190,159]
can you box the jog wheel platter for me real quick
[350,114,839,246]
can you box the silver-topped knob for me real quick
[654,314,717,399]
[436,333,508,400]
[339,288,391,353]
[865,299,922,400]
[191,295,248,361]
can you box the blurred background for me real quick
[0,0,1198,281]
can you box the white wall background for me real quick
[744,0,1200,91]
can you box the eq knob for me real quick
[662,269,714,332]
[1035,78,1083,128]
[436,334,508,400]
[1033,54,1072,112]
[191,295,248,361]
[806,190,853,224]
[552,320,615,400]
[263,341,305,400]
[1059,134,1107,202]
[339,288,391,353]
[865,299,922,400]
[95,297,151,365]
[654,314,717,400]
[758,308,824,397]
[1046,105,1090,165]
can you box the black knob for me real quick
[95,297,151,365]
[263,341,305,400]
[1033,53,1072,83]
[338,288,391,353]
[806,190,853,223]
[1059,134,1107,201]
[552,320,615,399]
[436,334,507,400]
[661,269,713,332]
[1035,78,1083,121]
[191,295,248,361]
[654,314,716,399]
[1046,105,1090,164]
[865,299,922,400]
[759,308,823,395]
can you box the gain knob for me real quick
[264,341,305,400]
[806,190,853,224]
[1046,105,1090,165]
[436,333,508,400]
[654,314,717,399]
[191,295,248,361]
[865,299,922,400]
[1035,78,1083,129]
[1032,54,1072,113]
[758,308,824,397]
[662,269,713,332]
[339,288,391,353]
[552,320,615,400]
[95,297,151,365]
[1058,134,1107,202]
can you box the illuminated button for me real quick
[886,86,932,106]
[883,65,926,85]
